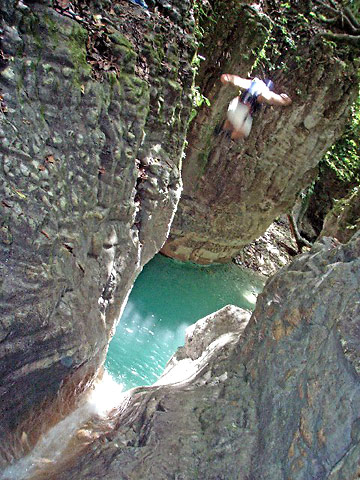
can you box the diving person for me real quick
[220,74,292,139]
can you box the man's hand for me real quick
[258,91,292,106]
[280,93,292,105]
[220,74,252,90]
[220,74,231,84]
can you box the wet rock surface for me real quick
[0,0,195,463]
[48,233,360,480]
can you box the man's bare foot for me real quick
[222,119,233,131]
[231,129,246,140]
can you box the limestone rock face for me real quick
[320,187,360,243]
[0,0,195,462]
[50,233,360,480]
[295,160,359,243]
[162,3,360,264]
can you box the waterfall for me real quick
[1,372,124,480]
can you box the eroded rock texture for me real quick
[162,2,360,264]
[321,187,360,243]
[47,233,360,480]
[296,161,360,243]
[0,0,195,463]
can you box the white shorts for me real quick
[227,97,253,137]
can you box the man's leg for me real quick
[222,119,233,131]
[242,114,253,137]
[231,114,252,140]
[231,129,246,140]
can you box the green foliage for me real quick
[344,0,360,20]
[322,92,360,184]
[192,85,211,108]
[187,1,219,125]
[189,53,211,124]
[193,0,215,44]
[300,179,317,201]
[249,2,314,75]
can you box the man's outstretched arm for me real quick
[258,90,292,106]
[220,74,252,90]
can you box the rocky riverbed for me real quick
[235,215,299,277]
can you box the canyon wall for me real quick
[44,233,360,480]
[1,0,360,476]
[0,0,195,463]
[320,187,360,243]
[162,1,360,264]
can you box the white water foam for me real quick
[1,372,124,480]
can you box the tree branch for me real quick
[344,6,360,29]
[314,0,360,34]
[314,0,340,16]
[287,214,313,252]
[320,15,339,24]
[321,31,360,46]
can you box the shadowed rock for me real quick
[320,187,360,243]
